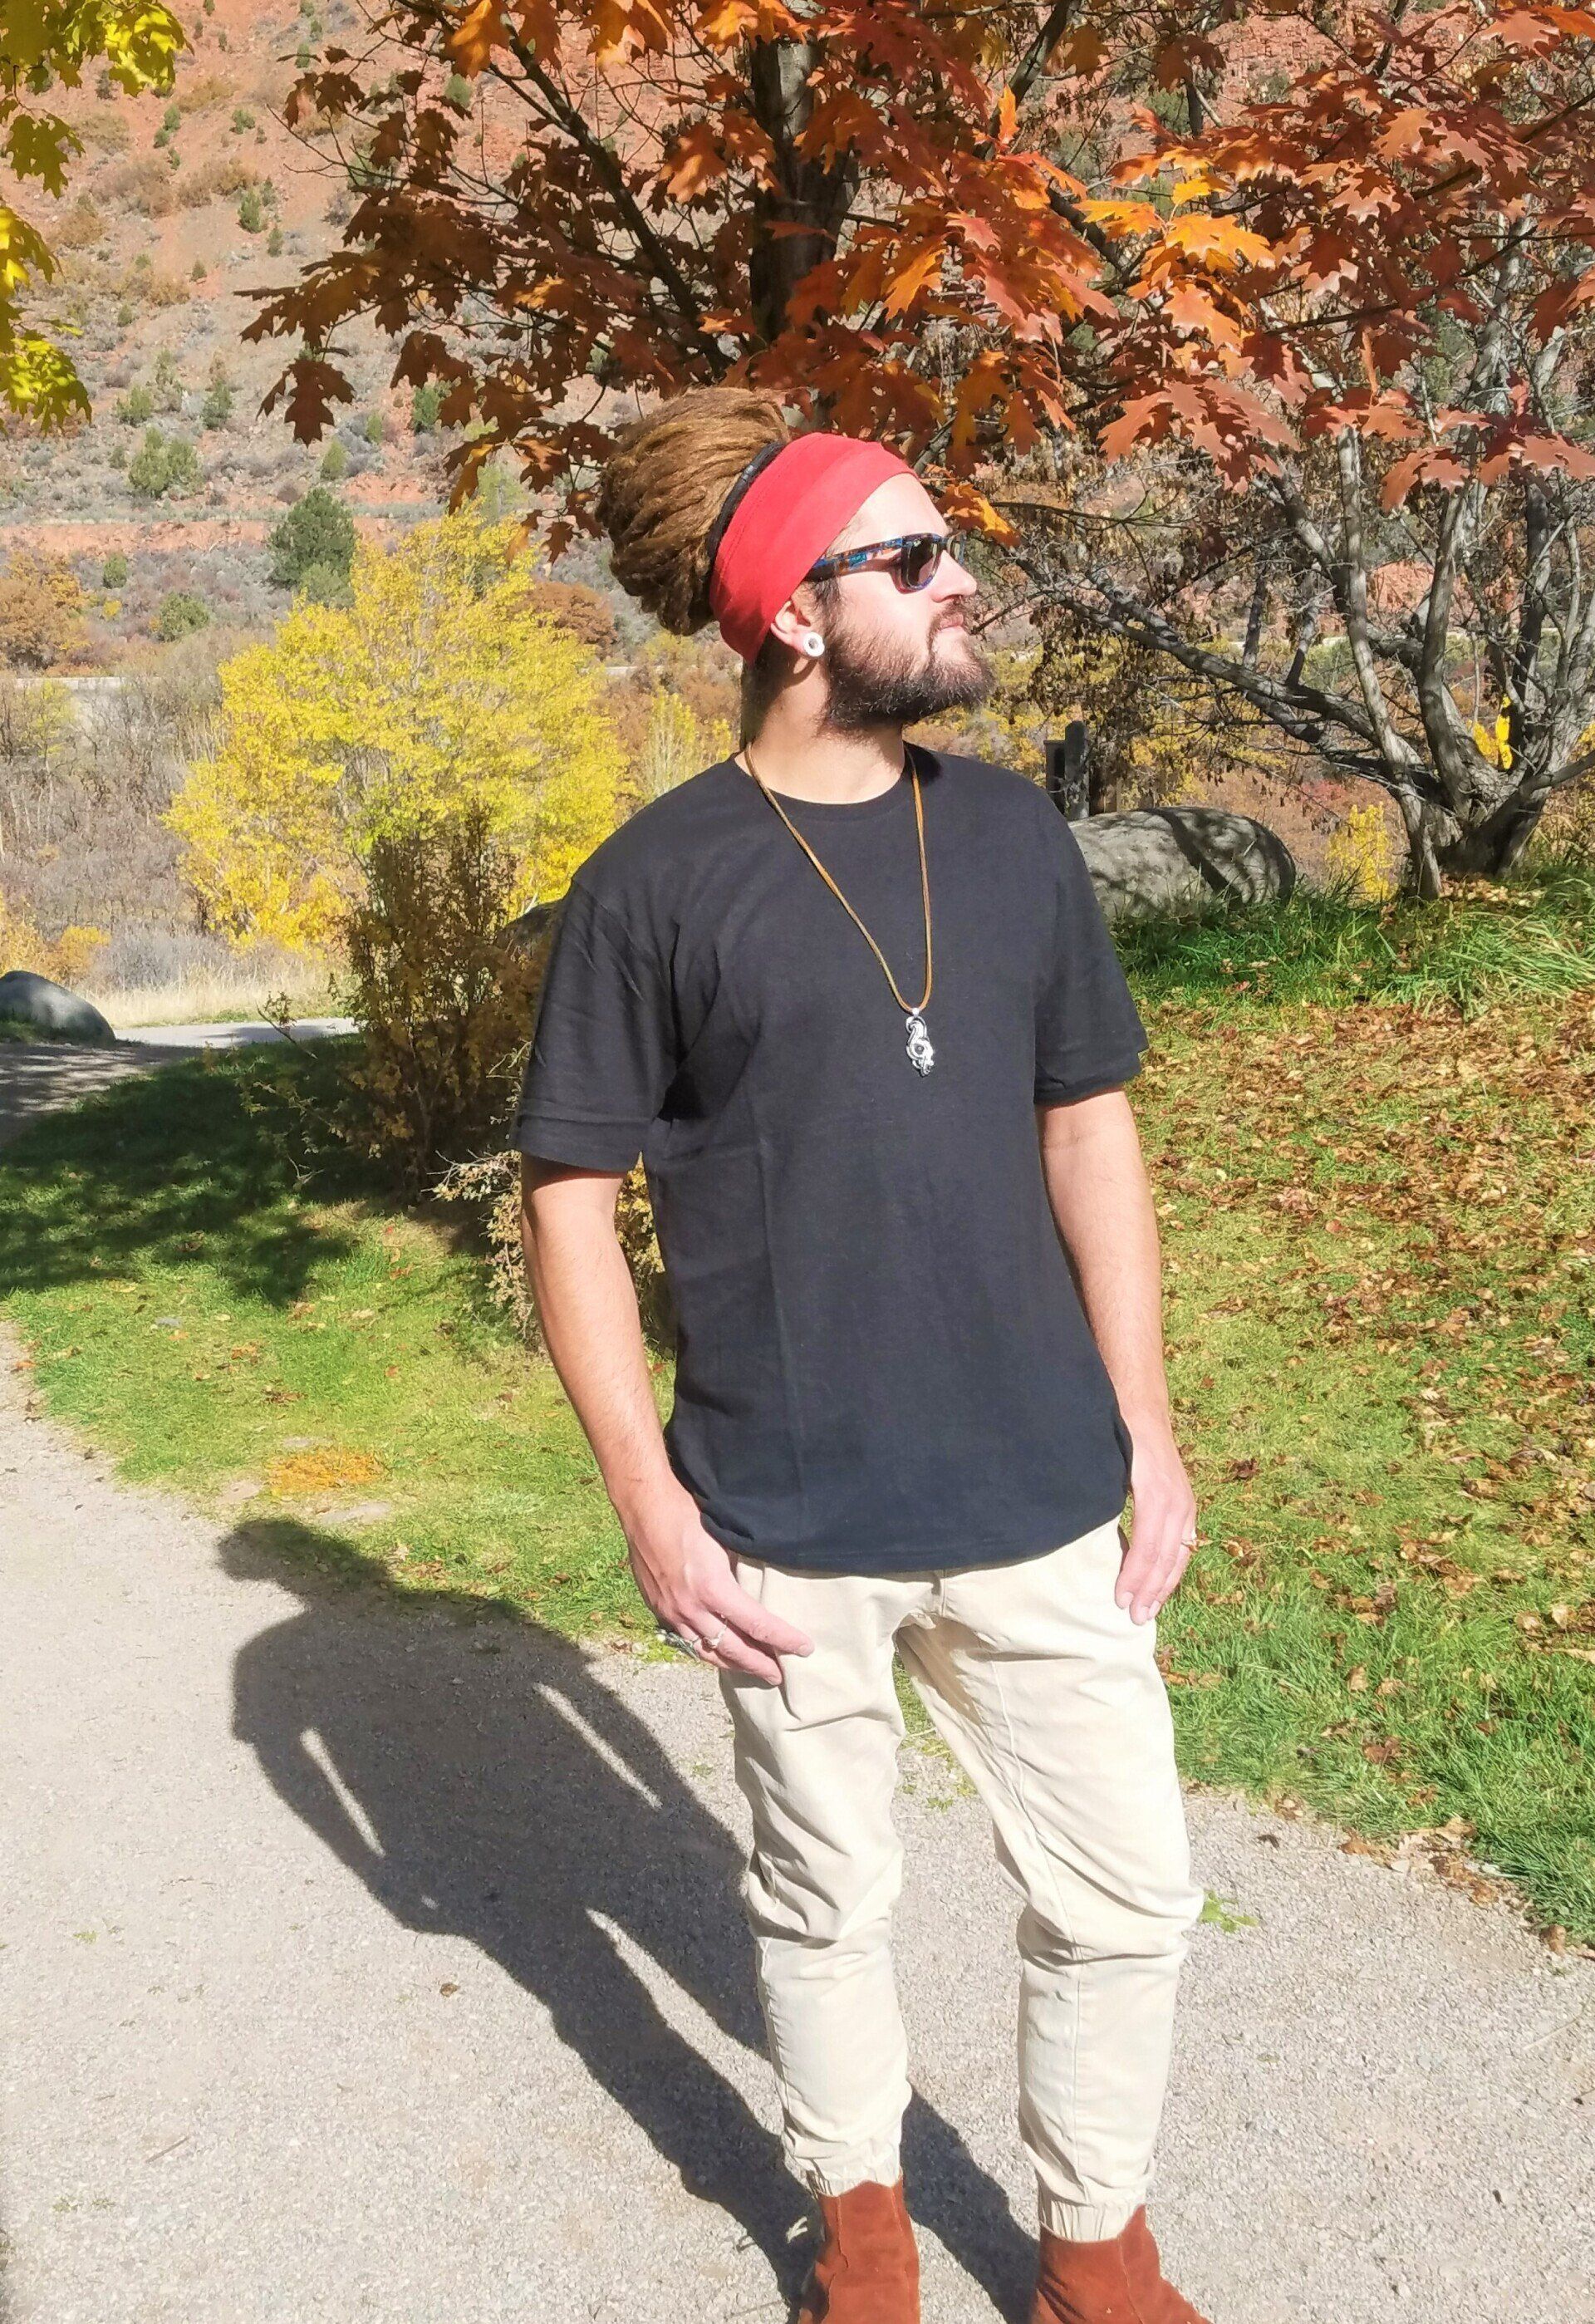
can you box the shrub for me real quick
[0,553,89,670]
[127,429,202,501]
[410,381,443,433]
[238,185,264,233]
[115,383,155,425]
[293,559,353,608]
[444,71,473,109]
[191,258,206,281]
[162,101,181,132]
[115,301,134,326]
[155,592,211,641]
[362,408,385,445]
[267,224,283,255]
[53,197,103,251]
[201,378,233,429]
[319,439,348,481]
[104,155,175,217]
[231,106,255,133]
[266,485,355,592]
[153,347,183,412]
[101,551,129,589]
[178,153,258,208]
[331,803,545,1195]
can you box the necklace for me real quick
[739,741,935,1075]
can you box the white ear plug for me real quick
[802,630,825,656]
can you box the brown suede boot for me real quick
[793,2174,920,2323]
[1029,2205,1210,2324]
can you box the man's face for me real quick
[800,474,994,731]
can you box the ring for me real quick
[660,1626,702,1656]
[704,1618,729,1652]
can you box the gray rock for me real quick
[0,969,117,1046]
[1067,806,1297,924]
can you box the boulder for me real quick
[1067,805,1296,924]
[0,969,117,1045]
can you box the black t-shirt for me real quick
[511,744,1148,1575]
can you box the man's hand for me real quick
[1114,1423,1198,1625]
[621,1481,814,1685]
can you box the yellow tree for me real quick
[2,2,186,425]
[169,510,621,949]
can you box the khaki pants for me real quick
[718,1515,1206,2240]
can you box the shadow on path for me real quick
[223,1519,1038,2319]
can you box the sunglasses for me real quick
[805,531,971,592]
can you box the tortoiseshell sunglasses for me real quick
[805,532,970,592]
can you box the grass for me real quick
[2,851,1593,1944]
[82,954,340,1031]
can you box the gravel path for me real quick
[2,1044,1592,2322]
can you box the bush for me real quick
[267,224,283,255]
[115,383,155,425]
[177,153,258,209]
[334,804,544,1196]
[153,347,183,412]
[362,408,385,445]
[0,553,88,670]
[155,592,211,641]
[238,185,264,233]
[101,551,129,589]
[162,101,181,133]
[266,485,356,592]
[127,429,202,501]
[104,155,175,217]
[444,71,474,110]
[294,558,353,608]
[231,106,255,133]
[410,381,443,433]
[319,439,348,481]
[202,379,233,429]
[115,300,134,326]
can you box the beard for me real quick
[817,601,995,732]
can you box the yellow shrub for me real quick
[52,925,110,985]
[169,509,621,950]
[1326,802,1397,902]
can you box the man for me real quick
[513,386,1210,2324]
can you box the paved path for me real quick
[2,1039,1593,2321]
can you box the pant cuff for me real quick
[794,2133,903,2199]
[1038,2192,1145,2242]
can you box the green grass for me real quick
[2,850,1593,1943]
[0,1046,662,1643]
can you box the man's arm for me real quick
[1034,1088,1198,1624]
[518,1153,812,1682]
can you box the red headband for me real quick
[707,432,917,664]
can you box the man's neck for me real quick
[738,698,907,805]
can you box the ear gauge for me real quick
[803,631,825,657]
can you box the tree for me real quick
[998,4,1595,891]
[2,0,186,426]
[266,484,355,591]
[243,0,1118,543]
[168,509,622,947]
[246,2,1595,884]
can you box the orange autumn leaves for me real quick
[246,3,1595,551]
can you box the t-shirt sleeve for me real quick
[511,877,679,1171]
[1033,806,1149,1103]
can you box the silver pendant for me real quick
[905,1011,935,1074]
